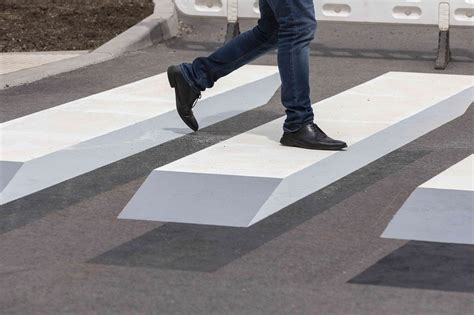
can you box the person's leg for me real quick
[180,0,279,93]
[271,0,347,150]
[268,0,316,132]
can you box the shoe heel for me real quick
[279,134,289,146]
[167,67,176,88]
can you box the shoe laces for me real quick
[311,123,327,136]
[192,93,201,108]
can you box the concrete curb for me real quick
[1,0,178,90]
[94,0,178,56]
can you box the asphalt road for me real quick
[0,16,473,314]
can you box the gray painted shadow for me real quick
[0,161,23,193]
[89,149,431,272]
[0,106,282,234]
[349,241,474,293]
[162,127,189,134]
[163,110,246,135]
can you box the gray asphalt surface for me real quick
[0,16,473,314]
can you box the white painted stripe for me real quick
[160,72,473,178]
[382,155,474,245]
[0,65,281,204]
[421,155,473,191]
[1,65,279,162]
[119,72,473,227]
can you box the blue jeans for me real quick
[180,0,317,131]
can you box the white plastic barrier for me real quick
[175,0,474,27]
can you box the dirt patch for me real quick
[0,0,154,52]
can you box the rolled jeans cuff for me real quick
[179,64,202,94]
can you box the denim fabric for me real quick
[180,0,317,131]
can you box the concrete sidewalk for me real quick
[0,0,177,89]
[0,51,88,75]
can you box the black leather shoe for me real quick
[280,123,347,150]
[167,65,201,131]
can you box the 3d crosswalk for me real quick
[119,72,473,227]
[382,155,473,245]
[0,65,281,205]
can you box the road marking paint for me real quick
[0,65,281,204]
[382,155,473,245]
[119,72,473,227]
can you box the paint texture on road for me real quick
[0,65,281,204]
[382,154,473,244]
[120,72,473,227]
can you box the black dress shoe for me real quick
[280,123,347,150]
[167,65,201,131]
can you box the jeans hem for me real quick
[283,120,314,132]
[179,64,202,94]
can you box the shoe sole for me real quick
[280,137,347,151]
[167,67,199,132]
